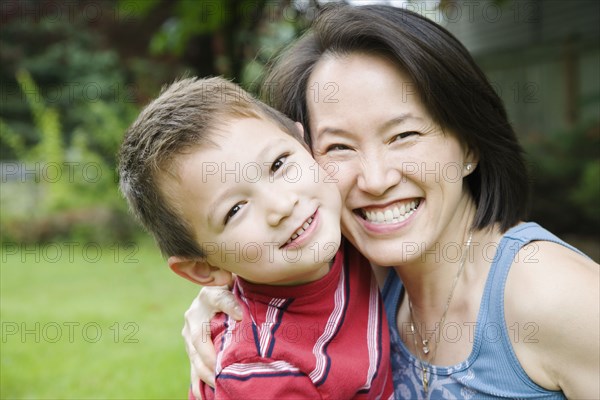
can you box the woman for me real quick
[183,4,599,399]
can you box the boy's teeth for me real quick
[363,200,420,224]
[285,217,314,245]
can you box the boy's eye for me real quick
[271,154,288,173]
[224,202,245,225]
[391,131,419,142]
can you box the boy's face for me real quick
[170,117,342,285]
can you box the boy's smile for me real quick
[281,210,317,248]
[166,117,343,286]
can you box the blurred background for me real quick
[1,0,598,398]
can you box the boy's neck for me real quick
[241,260,333,287]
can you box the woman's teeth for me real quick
[363,200,420,224]
[285,217,314,245]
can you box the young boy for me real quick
[118,77,393,399]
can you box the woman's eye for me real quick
[325,144,351,152]
[224,203,245,225]
[271,154,288,173]
[391,131,419,142]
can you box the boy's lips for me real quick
[281,209,319,248]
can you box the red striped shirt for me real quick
[198,242,394,399]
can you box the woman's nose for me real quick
[356,154,401,196]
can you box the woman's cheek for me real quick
[329,161,355,202]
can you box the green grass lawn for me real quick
[1,238,201,399]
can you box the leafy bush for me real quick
[524,121,600,235]
[1,70,140,244]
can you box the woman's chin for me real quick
[359,245,406,267]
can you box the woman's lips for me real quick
[353,198,422,232]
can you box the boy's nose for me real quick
[266,190,299,226]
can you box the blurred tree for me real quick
[1,0,317,161]
[1,0,136,162]
[524,121,600,235]
[121,0,314,86]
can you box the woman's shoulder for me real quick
[497,221,594,270]
[503,223,599,396]
[500,222,597,359]
[506,222,596,279]
[503,222,597,311]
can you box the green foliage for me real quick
[117,0,162,16]
[12,69,66,212]
[15,69,63,165]
[123,0,310,81]
[0,3,146,243]
[524,121,600,235]
[0,119,26,159]
[149,0,230,56]
[1,70,139,244]
[1,8,130,161]
[241,15,298,90]
[571,160,600,221]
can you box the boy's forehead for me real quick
[214,116,294,146]
[162,118,295,216]
[161,116,303,190]
[176,119,292,173]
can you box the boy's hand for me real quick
[182,284,242,399]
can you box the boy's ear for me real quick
[294,122,304,137]
[168,256,232,286]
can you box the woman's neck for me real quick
[393,197,482,309]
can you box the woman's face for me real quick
[306,53,477,266]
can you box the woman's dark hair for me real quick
[261,4,530,232]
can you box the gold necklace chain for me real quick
[407,231,473,397]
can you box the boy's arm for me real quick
[215,361,321,399]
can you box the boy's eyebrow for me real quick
[207,185,235,227]
[205,137,287,226]
[259,137,287,159]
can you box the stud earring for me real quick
[465,163,472,171]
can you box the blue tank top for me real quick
[382,222,585,399]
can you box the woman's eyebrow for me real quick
[316,113,423,139]
[377,113,422,133]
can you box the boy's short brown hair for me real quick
[118,77,303,258]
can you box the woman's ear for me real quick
[463,148,479,177]
[168,257,232,286]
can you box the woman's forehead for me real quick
[306,54,429,125]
